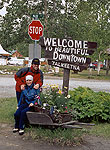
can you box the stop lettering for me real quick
[29,26,43,34]
[28,20,43,41]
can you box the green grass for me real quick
[0,65,23,72]
[70,69,110,80]
[26,126,85,146]
[89,123,110,139]
[0,97,17,123]
[0,97,110,146]
[44,67,110,80]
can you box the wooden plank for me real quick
[40,37,97,49]
[88,41,97,49]
[62,125,82,129]
[48,59,88,72]
[74,122,95,126]
[46,53,91,65]
[44,47,95,56]
[61,120,78,125]
[26,112,53,125]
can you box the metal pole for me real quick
[34,40,37,57]
[34,15,38,58]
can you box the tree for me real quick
[0,0,110,62]
[0,0,34,56]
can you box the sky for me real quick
[0,7,7,16]
[0,0,7,16]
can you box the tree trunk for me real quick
[106,59,109,76]
[44,0,48,36]
[97,61,101,75]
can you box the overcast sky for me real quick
[0,0,7,16]
[0,7,7,16]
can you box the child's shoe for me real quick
[13,128,19,133]
[19,129,24,135]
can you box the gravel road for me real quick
[0,75,110,98]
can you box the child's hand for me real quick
[34,84,39,89]
[21,84,25,90]
[29,103,34,107]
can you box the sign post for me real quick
[40,37,97,96]
[62,69,70,96]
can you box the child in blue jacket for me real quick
[13,75,40,135]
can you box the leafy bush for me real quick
[68,87,110,123]
[40,85,110,123]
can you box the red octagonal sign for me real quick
[28,20,43,41]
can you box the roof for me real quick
[0,44,10,56]
[12,50,23,57]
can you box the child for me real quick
[13,75,40,135]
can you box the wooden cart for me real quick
[26,111,95,129]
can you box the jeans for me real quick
[14,103,31,129]
[16,91,21,103]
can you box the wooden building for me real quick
[12,50,23,57]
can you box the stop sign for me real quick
[28,20,43,41]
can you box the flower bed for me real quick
[34,85,110,123]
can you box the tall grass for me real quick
[0,97,17,123]
[26,126,85,146]
[89,123,110,139]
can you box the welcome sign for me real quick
[40,37,97,71]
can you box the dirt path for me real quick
[0,123,110,150]
[0,123,72,150]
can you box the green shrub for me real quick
[38,85,110,123]
[0,97,17,123]
[68,87,110,123]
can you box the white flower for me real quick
[67,95,71,98]
[54,106,57,108]
[43,103,47,107]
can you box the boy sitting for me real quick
[13,75,40,135]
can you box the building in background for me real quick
[0,44,10,65]
[11,50,23,58]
